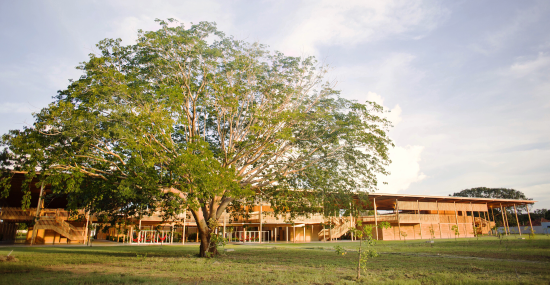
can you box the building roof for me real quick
[367,193,535,210]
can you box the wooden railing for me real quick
[0,207,35,220]
[359,214,398,223]
[318,217,351,241]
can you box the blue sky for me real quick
[1,0,549,209]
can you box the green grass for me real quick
[1,235,549,284]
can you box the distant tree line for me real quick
[450,187,546,227]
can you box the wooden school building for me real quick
[0,173,537,244]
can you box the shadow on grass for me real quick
[0,263,199,285]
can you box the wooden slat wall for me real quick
[396,201,415,210]
[419,202,439,210]
[396,201,487,212]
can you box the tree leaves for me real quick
[1,20,393,247]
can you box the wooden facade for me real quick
[0,173,537,244]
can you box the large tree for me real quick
[1,19,393,256]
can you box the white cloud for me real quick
[378,145,427,193]
[362,92,425,193]
[509,52,550,78]
[277,0,448,55]
[365,91,402,126]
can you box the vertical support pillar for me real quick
[490,206,496,235]
[182,212,186,245]
[513,204,521,236]
[417,200,423,239]
[286,226,288,243]
[84,210,90,245]
[396,199,401,240]
[374,198,378,240]
[330,215,333,241]
[453,202,459,236]
[482,211,488,235]
[293,226,296,243]
[500,203,508,235]
[259,203,263,244]
[303,226,306,242]
[31,181,46,246]
[485,203,490,234]
[349,202,353,241]
[526,204,534,235]
[470,202,475,237]
[504,206,511,235]
[129,226,133,244]
[436,201,443,239]
[170,224,174,244]
[138,219,142,244]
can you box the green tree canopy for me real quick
[1,19,393,256]
[451,187,529,200]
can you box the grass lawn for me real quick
[1,235,549,284]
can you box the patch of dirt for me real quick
[0,256,19,262]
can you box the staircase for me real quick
[318,217,352,241]
[474,217,494,234]
[34,216,86,242]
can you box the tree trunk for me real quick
[357,238,362,280]
[189,197,234,258]
[199,231,219,257]
[192,208,219,258]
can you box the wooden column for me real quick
[500,203,508,235]
[490,206,496,235]
[259,203,263,244]
[417,200,423,239]
[396,199,401,240]
[526,204,534,235]
[349,203,353,241]
[84,210,90,245]
[436,201,443,239]
[374,198,378,240]
[453,202,459,236]
[275,227,278,242]
[182,212,186,245]
[513,204,521,236]
[470,203,475,237]
[31,181,45,246]
[170,224,174,244]
[303,226,306,242]
[286,226,288,243]
[503,206,511,235]
[330,214,333,241]
[293,225,296,243]
[482,211,488,235]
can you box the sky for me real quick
[1,0,549,209]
